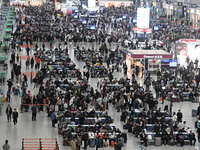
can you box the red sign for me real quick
[179,39,197,42]
[127,53,173,59]
[132,28,152,32]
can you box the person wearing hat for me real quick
[12,108,18,125]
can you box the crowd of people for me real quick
[3,1,200,150]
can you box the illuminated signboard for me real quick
[137,8,150,29]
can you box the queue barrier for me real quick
[22,138,59,150]
[21,104,48,105]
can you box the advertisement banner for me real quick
[88,0,96,8]
[137,8,150,29]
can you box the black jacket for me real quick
[6,107,12,115]
[13,111,18,119]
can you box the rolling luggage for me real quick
[118,137,124,146]
[14,90,18,95]
[192,109,197,117]
[128,124,132,133]
[111,141,115,147]
[154,137,161,146]
[121,132,127,143]
[123,124,127,129]
[89,139,95,147]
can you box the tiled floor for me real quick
[0,41,199,150]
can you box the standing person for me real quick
[6,90,11,103]
[114,140,123,150]
[82,131,89,150]
[123,63,127,76]
[96,136,101,150]
[26,46,30,56]
[76,135,82,150]
[50,111,57,128]
[70,138,77,150]
[7,79,13,91]
[12,108,18,125]
[31,104,37,121]
[2,140,10,150]
[25,58,30,69]
[197,127,200,142]
[16,54,19,62]
[30,57,34,68]
[85,71,90,80]
[34,43,38,51]
[177,110,183,122]
[157,69,162,79]
[6,104,12,122]
[36,57,41,69]
[23,74,28,86]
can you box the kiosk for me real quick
[126,50,173,74]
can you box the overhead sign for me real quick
[137,8,150,29]
[132,28,152,33]
[127,52,173,59]
[88,0,96,8]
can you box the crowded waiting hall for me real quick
[1,0,200,150]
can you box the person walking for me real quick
[50,111,57,128]
[12,108,18,125]
[31,104,37,121]
[6,104,12,122]
[114,140,123,150]
[85,71,90,80]
[2,140,10,150]
[31,57,34,68]
[177,110,183,122]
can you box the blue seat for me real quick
[61,56,67,60]
[67,70,72,77]
[146,125,153,132]
[55,56,60,61]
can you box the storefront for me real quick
[98,0,133,7]
[175,39,200,67]
[10,0,45,5]
[126,50,173,75]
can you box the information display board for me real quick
[137,8,150,29]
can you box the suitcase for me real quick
[12,87,16,92]
[128,124,132,133]
[14,90,18,95]
[154,137,161,146]
[118,137,124,146]
[192,109,197,117]
[121,132,127,143]
[2,97,7,102]
[123,124,127,129]
[111,141,115,147]
[89,139,95,147]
